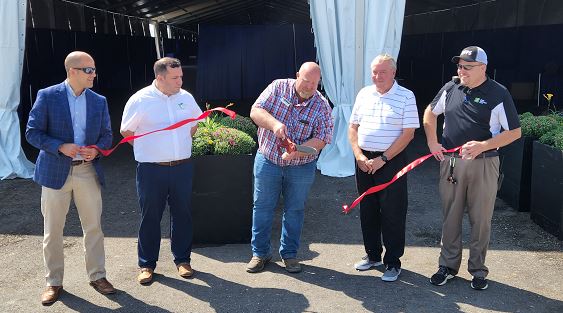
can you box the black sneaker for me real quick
[471,276,488,290]
[430,265,455,286]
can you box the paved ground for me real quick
[1,134,562,312]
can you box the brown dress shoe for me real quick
[41,286,63,305]
[138,267,154,284]
[177,263,194,278]
[89,277,116,295]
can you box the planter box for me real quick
[192,154,254,244]
[498,136,533,211]
[530,141,563,240]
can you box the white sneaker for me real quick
[381,266,401,282]
[354,255,383,271]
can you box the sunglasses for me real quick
[168,62,181,68]
[456,64,482,71]
[73,67,96,74]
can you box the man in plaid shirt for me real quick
[246,62,333,274]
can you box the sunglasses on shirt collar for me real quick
[73,67,96,74]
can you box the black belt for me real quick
[361,150,385,158]
[152,158,191,166]
[446,150,498,159]
[71,160,91,166]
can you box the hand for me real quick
[461,141,486,160]
[355,154,372,173]
[79,146,99,161]
[366,157,385,174]
[58,143,80,158]
[272,122,287,140]
[281,151,299,161]
[428,142,446,161]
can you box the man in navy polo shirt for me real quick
[423,46,521,290]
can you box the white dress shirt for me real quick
[120,81,202,162]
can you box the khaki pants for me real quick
[438,156,499,278]
[41,163,106,286]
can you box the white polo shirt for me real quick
[120,81,202,162]
[350,81,420,152]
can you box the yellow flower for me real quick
[207,140,214,144]
[543,93,553,101]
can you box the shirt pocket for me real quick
[291,114,315,144]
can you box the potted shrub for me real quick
[530,114,563,240]
[191,111,257,244]
[217,114,258,139]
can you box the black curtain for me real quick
[196,24,316,101]
[20,29,158,129]
[398,24,563,112]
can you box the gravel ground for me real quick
[1,133,562,313]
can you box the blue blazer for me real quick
[26,82,113,189]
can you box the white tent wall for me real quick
[0,0,35,180]
[311,0,406,177]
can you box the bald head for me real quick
[64,51,93,73]
[64,51,96,94]
[295,62,321,100]
[298,62,321,78]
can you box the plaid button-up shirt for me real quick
[253,79,333,166]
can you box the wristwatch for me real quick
[380,154,388,163]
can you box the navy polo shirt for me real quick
[430,78,520,150]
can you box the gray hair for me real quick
[370,54,396,70]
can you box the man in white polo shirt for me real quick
[121,57,202,284]
[348,54,420,282]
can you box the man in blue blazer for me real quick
[26,51,115,305]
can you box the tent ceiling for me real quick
[70,0,482,29]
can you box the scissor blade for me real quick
[295,145,318,155]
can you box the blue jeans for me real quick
[136,161,193,269]
[251,153,316,259]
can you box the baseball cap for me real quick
[451,46,488,64]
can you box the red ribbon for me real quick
[88,107,236,156]
[342,147,462,214]
[278,137,297,154]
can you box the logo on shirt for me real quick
[473,97,487,105]
[177,102,185,109]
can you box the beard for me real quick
[298,90,314,99]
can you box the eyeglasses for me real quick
[456,64,482,71]
[73,67,96,74]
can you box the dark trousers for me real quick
[355,150,408,268]
[136,161,194,269]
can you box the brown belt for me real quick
[71,160,91,166]
[152,158,191,166]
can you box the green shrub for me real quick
[519,112,534,120]
[539,125,560,146]
[218,115,257,138]
[520,115,559,139]
[554,132,563,150]
[192,126,256,156]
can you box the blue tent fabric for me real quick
[0,0,35,179]
[310,0,405,177]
